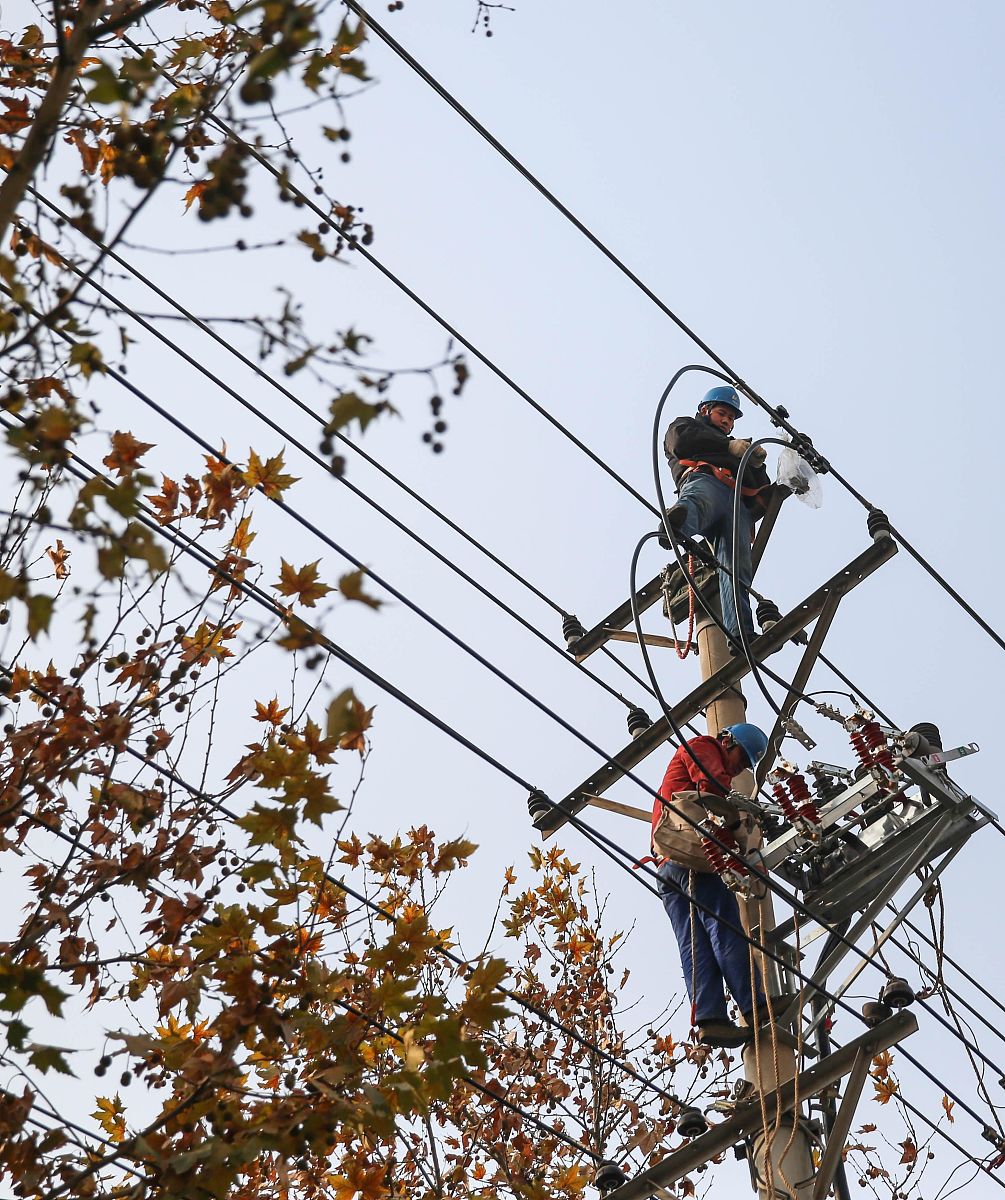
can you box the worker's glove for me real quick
[728,438,752,459]
[749,444,768,466]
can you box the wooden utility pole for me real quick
[695,615,815,1198]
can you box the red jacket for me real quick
[651,735,732,851]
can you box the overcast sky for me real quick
[8,0,1005,1193]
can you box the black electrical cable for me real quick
[27,186,566,621]
[4,272,652,737]
[344,0,1005,663]
[0,649,687,1118]
[12,425,1001,1154]
[121,33,661,522]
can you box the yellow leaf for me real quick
[243,448,298,499]
[275,558,333,608]
[180,620,241,665]
[338,567,382,609]
[91,1094,126,1142]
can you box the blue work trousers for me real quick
[675,472,755,642]
[658,861,765,1022]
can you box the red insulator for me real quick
[788,773,820,824]
[701,835,727,874]
[701,827,749,876]
[849,727,872,770]
[861,719,895,772]
[772,780,800,823]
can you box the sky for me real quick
[6,0,1005,1194]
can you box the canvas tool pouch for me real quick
[652,790,714,872]
[653,791,763,872]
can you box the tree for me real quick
[0,2,952,1196]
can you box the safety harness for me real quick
[678,458,770,499]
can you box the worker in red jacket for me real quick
[652,723,769,1048]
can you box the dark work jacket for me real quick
[664,414,771,510]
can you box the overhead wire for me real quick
[19,17,1004,1170]
[7,421,1001,1166]
[345,0,1005,663]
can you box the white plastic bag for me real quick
[776,443,823,509]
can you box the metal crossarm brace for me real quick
[603,1011,918,1200]
[565,489,790,663]
[534,536,898,835]
[755,590,842,787]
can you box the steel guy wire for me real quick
[346,0,1005,663]
[8,424,1001,1155]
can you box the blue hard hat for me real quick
[722,723,769,768]
[700,385,743,418]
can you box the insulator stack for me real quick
[787,773,820,824]
[701,827,748,877]
[849,726,873,772]
[861,719,895,772]
[772,780,800,824]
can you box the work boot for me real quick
[656,504,689,550]
[741,992,798,1029]
[696,1018,751,1049]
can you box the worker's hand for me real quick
[728,438,752,459]
[749,444,768,466]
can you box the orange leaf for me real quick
[942,1094,955,1123]
[253,698,289,725]
[184,180,207,211]
[899,1137,917,1164]
[229,513,256,554]
[275,558,333,608]
[872,1077,898,1105]
[243,448,298,499]
[0,96,31,135]
[103,430,154,477]
[46,539,70,579]
[179,620,241,665]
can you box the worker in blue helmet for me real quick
[650,722,771,1048]
[661,386,773,648]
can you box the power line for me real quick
[345,0,1005,662]
[10,425,1001,1160]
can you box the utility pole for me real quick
[695,615,815,1199]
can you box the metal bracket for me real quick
[534,536,898,836]
[603,1012,918,1200]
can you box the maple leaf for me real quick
[92,1095,126,1142]
[335,567,380,610]
[942,1094,955,1123]
[0,96,31,135]
[899,1137,917,1164]
[275,559,333,608]
[277,613,324,652]
[871,1049,893,1076]
[857,1123,877,1134]
[326,687,374,754]
[184,180,208,211]
[65,128,100,174]
[103,431,154,478]
[243,448,298,499]
[46,539,70,579]
[179,620,241,665]
[872,1076,898,1105]
[229,513,256,553]
[254,698,290,725]
[148,475,180,524]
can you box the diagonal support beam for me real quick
[811,1048,872,1200]
[604,1011,918,1200]
[755,590,843,788]
[535,536,898,836]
